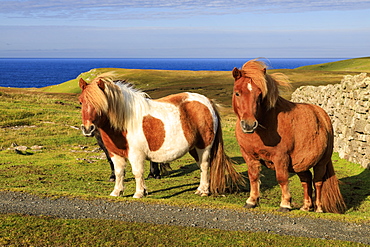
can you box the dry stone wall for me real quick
[291,73,370,169]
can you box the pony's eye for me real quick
[235,92,240,97]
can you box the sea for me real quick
[0,58,345,88]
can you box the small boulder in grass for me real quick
[15,146,28,152]
[31,145,44,150]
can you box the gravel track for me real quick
[0,191,369,245]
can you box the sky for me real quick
[0,0,369,58]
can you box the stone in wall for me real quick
[291,73,370,169]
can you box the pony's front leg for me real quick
[275,161,292,212]
[245,159,261,208]
[110,155,126,197]
[130,159,147,198]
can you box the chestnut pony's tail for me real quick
[209,102,246,194]
[321,160,346,214]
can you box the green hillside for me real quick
[39,57,370,105]
[296,57,370,72]
[41,68,235,106]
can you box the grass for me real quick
[1,92,368,219]
[296,57,370,72]
[1,58,370,245]
[0,214,365,247]
[41,65,360,104]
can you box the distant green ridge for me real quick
[295,57,370,72]
[40,57,370,95]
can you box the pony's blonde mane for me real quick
[84,72,150,131]
[242,59,291,109]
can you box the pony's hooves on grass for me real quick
[110,191,120,197]
[195,190,209,196]
[278,207,291,212]
[300,206,313,212]
[133,190,147,198]
[147,174,161,179]
[133,193,144,199]
[244,203,257,209]
[109,178,116,182]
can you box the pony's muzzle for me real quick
[81,124,96,137]
[240,119,258,134]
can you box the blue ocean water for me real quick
[0,58,344,88]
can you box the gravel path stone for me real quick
[0,191,369,244]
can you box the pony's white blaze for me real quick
[247,82,253,92]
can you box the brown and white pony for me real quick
[232,59,346,213]
[79,74,244,198]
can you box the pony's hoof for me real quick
[195,190,209,196]
[109,178,116,182]
[133,189,147,198]
[133,193,144,198]
[110,191,121,197]
[278,207,291,212]
[244,203,257,209]
[147,174,161,179]
[300,206,313,212]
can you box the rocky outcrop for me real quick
[292,73,370,169]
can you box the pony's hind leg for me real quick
[297,170,314,211]
[130,159,147,198]
[313,164,327,213]
[190,149,210,196]
[110,155,126,197]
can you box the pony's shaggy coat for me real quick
[232,59,346,214]
[79,74,244,198]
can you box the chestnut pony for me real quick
[79,73,244,198]
[232,60,346,213]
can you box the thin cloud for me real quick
[1,0,370,20]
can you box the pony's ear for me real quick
[97,79,105,91]
[79,78,88,90]
[232,67,242,80]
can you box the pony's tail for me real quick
[321,160,347,214]
[209,103,246,194]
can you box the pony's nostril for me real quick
[253,121,258,129]
[240,120,246,129]
[240,120,258,133]
[89,125,95,133]
[81,124,95,136]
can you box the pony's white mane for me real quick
[91,73,150,132]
